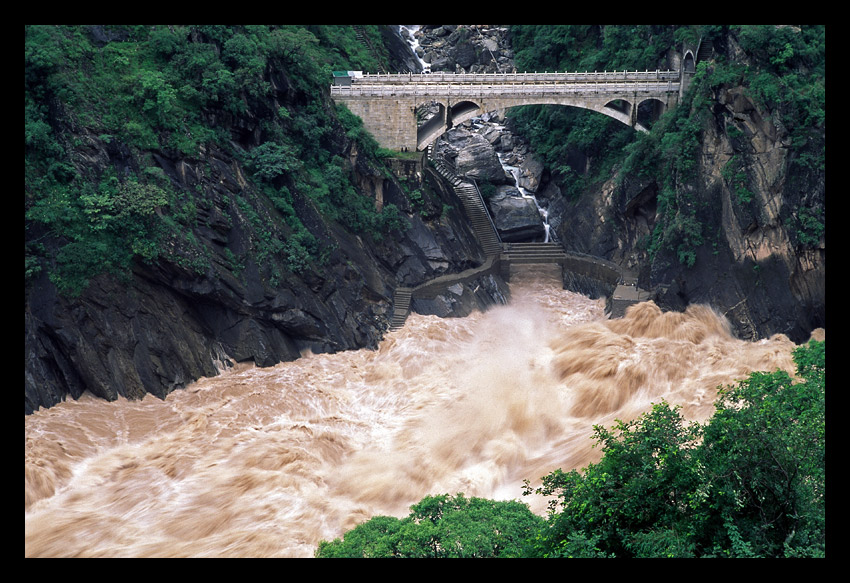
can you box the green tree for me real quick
[315,342,825,559]
[693,340,825,557]
[315,493,545,558]
[524,401,701,558]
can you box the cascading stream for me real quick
[398,25,431,72]
[498,152,551,242]
[25,266,813,558]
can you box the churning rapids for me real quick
[25,267,816,558]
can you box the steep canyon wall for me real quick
[549,78,825,344]
[25,30,508,413]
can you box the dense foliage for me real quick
[315,493,546,558]
[317,340,825,558]
[507,25,825,267]
[25,25,400,295]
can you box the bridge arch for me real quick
[415,99,491,150]
[682,49,696,74]
[449,100,482,123]
[416,95,668,150]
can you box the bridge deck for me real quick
[332,68,682,161]
[333,70,681,100]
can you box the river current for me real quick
[24,266,812,557]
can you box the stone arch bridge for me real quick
[331,70,682,151]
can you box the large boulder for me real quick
[487,186,547,242]
[443,130,511,184]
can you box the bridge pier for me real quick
[337,96,420,152]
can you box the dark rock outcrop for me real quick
[414,25,513,73]
[436,128,511,184]
[25,140,501,413]
[487,186,547,242]
[549,82,824,342]
[381,25,423,73]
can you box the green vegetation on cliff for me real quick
[316,340,825,558]
[25,25,400,295]
[507,25,825,267]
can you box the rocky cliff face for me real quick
[25,26,825,413]
[25,142,499,414]
[546,49,825,343]
[24,31,503,414]
[408,25,514,73]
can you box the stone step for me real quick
[503,250,566,256]
[503,242,564,249]
[503,256,565,265]
[502,246,565,253]
[389,288,413,330]
[501,241,566,265]
[504,249,565,254]
[502,244,565,256]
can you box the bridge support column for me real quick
[336,96,419,152]
[629,92,638,128]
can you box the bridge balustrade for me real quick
[331,81,679,98]
[352,70,679,85]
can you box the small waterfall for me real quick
[498,153,552,243]
[398,25,431,73]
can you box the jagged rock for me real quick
[411,273,509,318]
[24,130,501,413]
[550,73,824,343]
[381,26,423,73]
[516,157,545,193]
[416,25,507,74]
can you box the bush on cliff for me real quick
[25,25,400,296]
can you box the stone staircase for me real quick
[427,145,502,257]
[500,241,567,281]
[696,37,714,63]
[501,242,566,264]
[453,182,503,256]
[352,26,381,64]
[389,287,413,330]
[389,147,503,331]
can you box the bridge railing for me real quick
[351,70,679,85]
[331,81,679,98]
